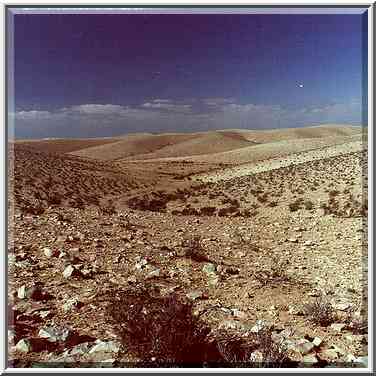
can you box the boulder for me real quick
[293,339,315,355]
[317,349,338,361]
[302,354,318,364]
[38,326,70,342]
[88,340,120,354]
[63,265,76,279]
[62,298,80,313]
[250,320,267,333]
[15,339,32,353]
[330,323,346,333]
[202,263,216,275]
[186,291,203,301]
[332,302,352,311]
[312,337,322,347]
[17,285,27,299]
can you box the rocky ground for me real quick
[7,139,368,369]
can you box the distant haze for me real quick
[10,12,366,139]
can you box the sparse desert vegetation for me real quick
[7,125,368,368]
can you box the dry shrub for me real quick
[100,200,117,215]
[47,193,62,206]
[329,190,340,197]
[304,297,335,326]
[21,199,46,215]
[218,206,240,217]
[256,329,291,367]
[107,288,219,366]
[216,333,254,364]
[304,200,314,210]
[254,256,290,286]
[216,328,291,367]
[180,207,200,216]
[199,206,217,216]
[182,235,210,262]
[127,195,168,212]
[257,193,268,203]
[349,316,368,335]
[107,288,293,368]
[288,198,304,212]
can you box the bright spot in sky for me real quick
[298,83,304,88]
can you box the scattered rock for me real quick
[98,359,116,367]
[307,289,321,297]
[38,326,70,342]
[8,329,16,344]
[312,337,322,347]
[8,254,17,265]
[354,356,368,367]
[302,354,318,364]
[293,339,315,355]
[346,353,357,363]
[278,328,294,339]
[88,340,120,354]
[219,319,252,332]
[186,291,203,301]
[81,268,93,278]
[318,349,338,361]
[135,259,148,270]
[208,274,220,286]
[288,305,303,315]
[69,342,91,356]
[294,227,306,232]
[56,235,68,243]
[63,265,76,279]
[331,345,346,355]
[62,298,80,312]
[250,319,267,333]
[332,302,352,311]
[17,285,27,299]
[250,350,263,362]
[231,308,247,319]
[202,263,216,275]
[15,339,32,353]
[127,275,137,284]
[38,310,51,319]
[147,269,160,279]
[330,323,346,333]
[42,247,57,258]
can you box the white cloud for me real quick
[203,97,236,106]
[66,104,129,116]
[15,110,53,121]
[13,99,362,138]
[141,100,192,113]
[151,99,172,104]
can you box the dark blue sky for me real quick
[10,12,366,138]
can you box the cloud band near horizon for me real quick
[9,98,363,139]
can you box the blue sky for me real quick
[10,12,366,138]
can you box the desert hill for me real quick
[8,144,147,214]
[15,125,363,163]
[15,138,121,155]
